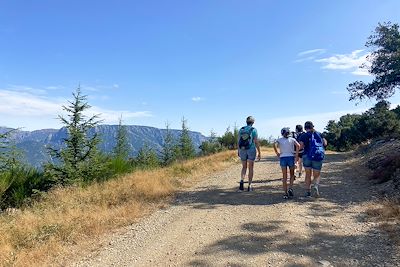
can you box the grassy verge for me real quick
[366,199,400,244]
[0,150,237,266]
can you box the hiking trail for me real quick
[73,152,399,267]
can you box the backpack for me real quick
[307,132,325,161]
[238,127,254,150]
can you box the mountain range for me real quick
[0,125,208,168]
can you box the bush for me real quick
[0,167,53,209]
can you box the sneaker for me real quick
[239,181,244,191]
[283,194,289,199]
[305,191,311,198]
[312,185,320,198]
[288,188,294,198]
[247,185,253,192]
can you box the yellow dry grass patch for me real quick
[0,150,237,267]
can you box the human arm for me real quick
[273,142,280,158]
[294,140,300,162]
[254,136,261,161]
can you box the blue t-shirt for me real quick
[299,131,323,155]
[238,126,258,150]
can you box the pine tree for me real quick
[113,116,130,160]
[135,143,160,169]
[0,129,22,171]
[161,122,176,166]
[46,87,103,185]
[178,117,196,159]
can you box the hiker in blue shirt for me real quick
[238,116,261,192]
[298,121,327,198]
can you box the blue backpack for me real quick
[307,132,325,161]
[238,127,254,150]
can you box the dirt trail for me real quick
[73,152,399,267]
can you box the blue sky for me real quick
[1,1,400,138]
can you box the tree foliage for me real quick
[0,129,20,171]
[134,143,160,169]
[161,122,176,166]
[348,22,400,101]
[200,130,223,155]
[324,101,400,151]
[178,117,196,159]
[45,87,104,184]
[113,116,130,160]
[218,126,237,149]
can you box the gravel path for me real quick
[73,152,399,267]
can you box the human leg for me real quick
[298,157,303,177]
[303,155,313,197]
[239,160,247,190]
[248,160,255,191]
[311,161,323,197]
[282,166,288,194]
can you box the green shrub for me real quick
[0,167,52,209]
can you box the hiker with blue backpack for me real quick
[298,121,327,198]
[274,127,300,199]
[238,116,261,192]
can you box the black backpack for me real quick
[238,127,254,150]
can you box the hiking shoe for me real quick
[283,194,289,199]
[312,185,320,198]
[305,191,311,198]
[288,188,294,198]
[247,185,253,192]
[239,181,244,191]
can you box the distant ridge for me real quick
[0,125,208,167]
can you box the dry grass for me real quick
[366,199,400,244]
[0,150,238,267]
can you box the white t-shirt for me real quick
[276,137,297,157]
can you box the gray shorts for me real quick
[239,147,256,161]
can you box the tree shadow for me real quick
[188,219,396,266]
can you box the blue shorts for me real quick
[239,147,256,161]
[303,155,323,171]
[280,156,295,168]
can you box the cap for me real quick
[281,127,290,136]
[246,116,255,124]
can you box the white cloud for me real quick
[8,85,47,95]
[191,97,204,102]
[297,48,326,57]
[0,90,63,117]
[295,48,326,63]
[0,89,153,130]
[315,49,371,76]
[87,107,152,124]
